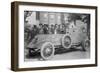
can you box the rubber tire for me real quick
[40,42,55,60]
[62,34,72,49]
[82,39,90,51]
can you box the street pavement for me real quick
[24,46,90,61]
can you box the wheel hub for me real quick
[43,45,53,57]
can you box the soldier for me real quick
[38,23,44,34]
[50,24,55,34]
[57,24,61,34]
[43,24,49,34]
[29,25,38,42]
[54,24,59,34]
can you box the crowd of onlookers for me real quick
[24,23,69,42]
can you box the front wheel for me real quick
[40,42,55,60]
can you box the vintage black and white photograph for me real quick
[11,1,97,71]
[24,11,90,61]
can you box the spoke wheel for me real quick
[62,35,72,49]
[82,39,90,51]
[40,42,55,60]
